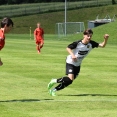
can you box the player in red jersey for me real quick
[0,17,13,66]
[34,22,44,54]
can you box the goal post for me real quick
[55,22,85,37]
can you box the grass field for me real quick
[0,19,117,117]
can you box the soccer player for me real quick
[0,17,13,66]
[47,29,109,96]
[34,22,44,54]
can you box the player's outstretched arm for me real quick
[99,34,109,48]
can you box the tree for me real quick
[112,0,116,4]
[7,0,13,4]
[0,0,7,5]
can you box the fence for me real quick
[0,0,117,18]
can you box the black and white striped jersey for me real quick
[66,40,99,66]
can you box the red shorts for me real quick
[36,39,44,45]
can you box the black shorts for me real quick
[66,63,80,79]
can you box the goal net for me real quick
[55,22,85,37]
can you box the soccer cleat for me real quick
[47,79,56,90]
[49,89,56,96]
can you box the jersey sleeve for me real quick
[67,40,81,49]
[90,40,99,48]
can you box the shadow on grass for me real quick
[62,94,117,97]
[0,99,54,103]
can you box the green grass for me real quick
[0,20,117,117]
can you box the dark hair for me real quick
[83,29,93,35]
[1,17,14,28]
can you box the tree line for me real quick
[0,0,116,5]
[0,0,64,5]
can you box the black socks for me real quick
[55,76,73,91]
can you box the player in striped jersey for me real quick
[48,29,109,96]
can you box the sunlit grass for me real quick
[0,28,117,117]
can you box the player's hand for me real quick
[72,55,77,62]
[0,58,3,66]
[104,34,109,40]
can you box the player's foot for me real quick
[47,79,56,90]
[38,50,40,54]
[49,89,56,96]
[38,48,41,54]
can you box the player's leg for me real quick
[38,43,42,54]
[36,45,41,54]
[38,44,41,53]
[48,76,73,90]
[37,40,44,53]
[40,40,44,50]
[48,63,74,90]
[35,40,40,53]
[48,76,73,96]
[36,44,39,52]
[48,63,79,96]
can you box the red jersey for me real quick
[34,28,44,41]
[0,29,5,50]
